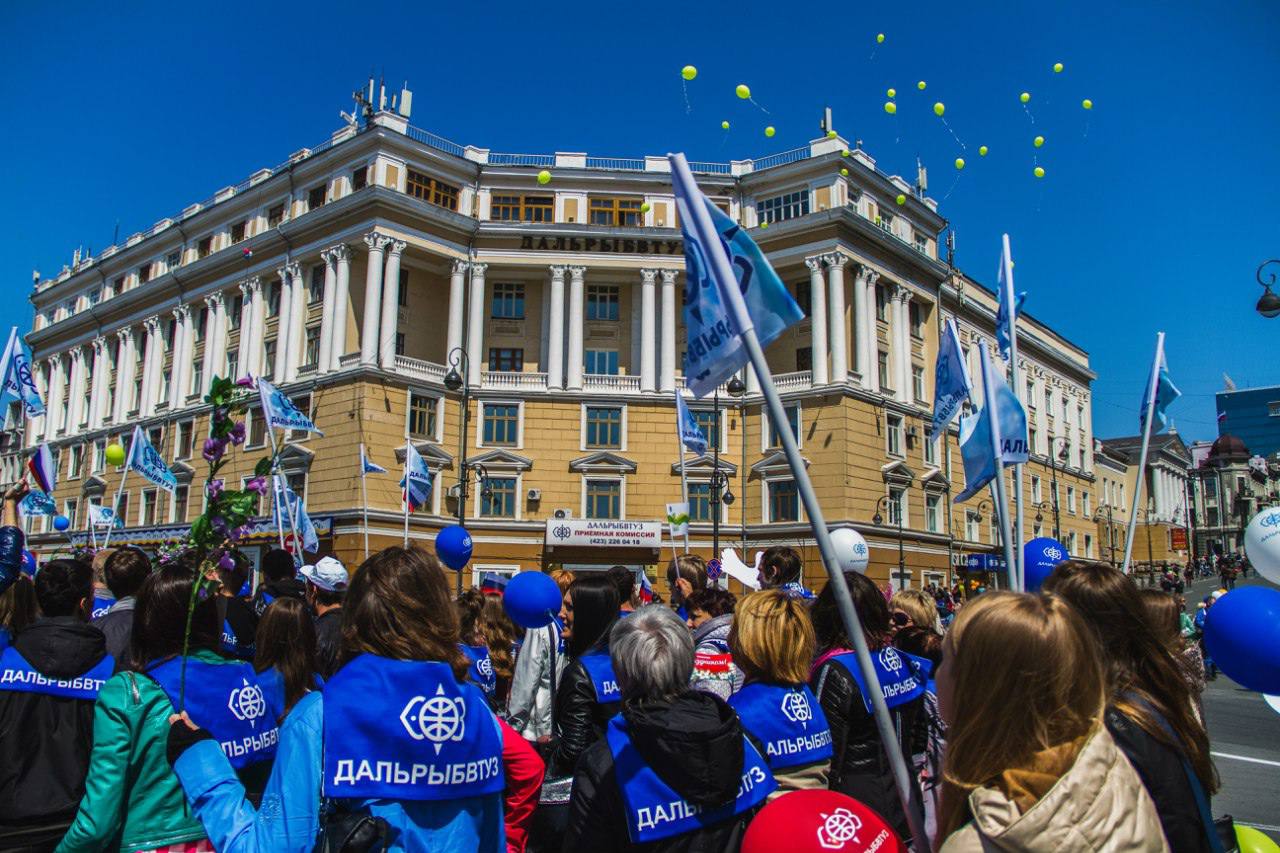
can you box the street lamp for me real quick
[443,346,470,595]
[711,375,746,553]
[1256,260,1280,319]
[1047,435,1069,541]
[874,492,907,589]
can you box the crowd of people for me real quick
[0,479,1228,852]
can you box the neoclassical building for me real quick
[9,98,1099,592]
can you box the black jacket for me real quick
[92,597,136,672]
[1106,706,1212,853]
[314,607,343,679]
[563,691,761,853]
[0,525,24,597]
[810,653,923,843]
[218,595,258,661]
[250,577,306,618]
[548,653,622,778]
[0,616,109,848]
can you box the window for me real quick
[395,333,405,356]
[692,409,719,450]
[1029,426,1038,454]
[1067,486,1076,514]
[1082,492,1091,516]
[197,236,213,259]
[157,371,170,405]
[990,515,1000,545]
[68,444,83,479]
[965,511,980,541]
[351,167,368,191]
[172,485,189,523]
[913,231,929,255]
[491,283,525,319]
[226,351,239,381]
[1084,533,1093,558]
[878,351,890,389]
[796,347,812,373]
[909,301,923,338]
[406,169,459,210]
[267,204,285,227]
[165,251,181,271]
[92,439,105,474]
[112,275,125,295]
[398,269,409,306]
[287,395,312,441]
[1032,475,1042,503]
[64,498,79,528]
[589,197,643,227]
[688,482,713,522]
[480,476,517,518]
[140,489,158,526]
[190,362,203,399]
[768,480,800,522]
[925,494,941,533]
[229,295,243,330]
[490,195,553,222]
[262,341,276,379]
[117,493,129,527]
[230,221,246,244]
[876,284,889,321]
[878,212,894,233]
[924,434,937,465]
[794,279,811,315]
[768,405,801,448]
[165,318,178,348]
[586,284,620,321]
[285,472,306,501]
[307,184,327,210]
[247,407,266,448]
[175,419,193,459]
[583,350,619,376]
[585,480,622,519]
[585,406,623,449]
[305,327,320,367]
[888,487,906,526]
[757,190,809,225]
[483,404,519,446]
[267,281,281,317]
[887,413,904,457]
[488,348,524,372]
[408,393,437,439]
[309,265,324,303]
[912,365,926,403]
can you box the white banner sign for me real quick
[545,519,663,550]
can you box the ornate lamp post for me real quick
[1256,260,1280,319]
[443,347,471,595]
[1047,435,1069,541]
[874,493,907,590]
[711,375,745,554]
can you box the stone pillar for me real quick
[566,266,586,390]
[201,296,220,388]
[274,266,295,380]
[89,337,108,429]
[174,305,196,404]
[317,249,338,373]
[804,257,828,385]
[209,291,228,381]
[466,263,489,386]
[360,233,392,365]
[660,269,678,392]
[287,263,306,380]
[237,280,256,377]
[893,286,912,401]
[248,278,266,377]
[67,349,87,431]
[546,265,566,389]
[746,363,760,394]
[855,267,878,389]
[113,329,134,424]
[639,269,657,392]
[824,254,848,383]
[330,245,352,370]
[380,240,407,369]
[140,316,161,415]
[446,259,468,367]
[46,356,66,435]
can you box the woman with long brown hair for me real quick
[253,597,320,722]
[1044,561,1218,852]
[1139,589,1207,720]
[935,592,1166,850]
[480,594,517,711]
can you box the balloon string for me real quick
[940,117,966,150]
[941,172,962,201]
[1022,104,1036,125]
[750,97,770,115]
[682,80,692,115]
[1083,119,1090,141]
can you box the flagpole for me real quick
[360,443,370,561]
[981,346,1018,582]
[674,393,691,553]
[401,435,410,548]
[101,430,136,550]
[1000,235,1026,591]
[670,153,927,851]
[1122,332,1164,575]
[264,427,291,553]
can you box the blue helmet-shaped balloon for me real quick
[435,524,473,571]
[503,571,563,629]
[1023,537,1069,592]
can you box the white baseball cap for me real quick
[300,556,349,592]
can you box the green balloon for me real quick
[884,101,897,115]
[1020,91,1031,104]
[764,126,775,137]
[1082,98,1093,109]
[736,83,751,99]
[681,65,697,81]
[105,444,126,466]
[537,170,551,185]
[1053,62,1064,73]
[934,102,945,117]
[887,88,896,98]
[876,33,885,43]
[1034,166,1045,178]
[978,145,989,156]
[840,168,849,176]
[721,120,730,130]
[1034,135,1045,147]
[895,194,906,205]
[954,158,965,170]
[917,80,926,90]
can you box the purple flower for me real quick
[235,375,256,388]
[211,516,229,535]
[228,421,246,446]
[218,552,236,571]
[202,437,226,464]
[230,525,250,542]
[245,476,269,495]
[206,478,224,500]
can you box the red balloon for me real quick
[743,789,907,853]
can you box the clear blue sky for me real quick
[3,0,1277,445]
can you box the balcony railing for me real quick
[488,153,556,167]
[774,371,812,392]
[483,371,548,391]
[394,355,447,383]
[583,374,642,392]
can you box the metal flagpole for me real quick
[981,346,1018,581]
[674,393,691,552]
[265,426,293,553]
[401,434,410,548]
[1122,332,1164,575]
[360,443,370,561]
[670,153,928,851]
[101,431,135,550]
[1001,235,1026,591]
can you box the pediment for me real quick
[569,452,637,474]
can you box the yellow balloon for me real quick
[1082,98,1093,109]
[933,102,945,117]
[1034,135,1045,147]
[537,170,551,185]
[884,101,897,115]
[760,221,769,229]
[841,148,850,157]
[896,194,906,205]
[1236,825,1280,853]
[105,443,126,466]
[917,80,927,90]
[681,65,697,81]
[764,126,775,137]
[1053,62,1064,73]
[736,83,751,99]
[876,33,885,43]
[640,202,651,213]
[954,158,965,170]
[721,120,730,130]
[1020,91,1031,104]
[1034,166,1045,178]
[840,168,849,176]
[826,130,837,139]
[978,145,989,156]
[886,87,896,98]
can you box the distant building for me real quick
[1097,431,1192,568]
[1187,433,1280,561]
[1216,385,1280,458]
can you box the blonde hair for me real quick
[938,592,1104,841]
[91,547,117,583]
[550,569,575,596]
[729,589,816,686]
[890,588,940,632]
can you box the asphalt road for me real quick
[1184,573,1280,842]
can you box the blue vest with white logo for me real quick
[0,646,114,700]
[221,619,255,661]
[322,654,504,801]
[91,594,114,620]
[459,644,496,698]
[256,665,323,722]
[147,657,279,769]
[578,651,621,704]
[728,682,833,769]
[605,714,776,843]
[828,648,930,713]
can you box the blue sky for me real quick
[2,0,1277,445]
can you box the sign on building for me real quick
[544,519,663,550]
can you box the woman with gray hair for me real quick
[562,605,776,852]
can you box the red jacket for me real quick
[499,717,543,853]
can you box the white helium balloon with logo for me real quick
[830,528,870,574]
[1244,506,1280,585]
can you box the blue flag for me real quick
[400,443,432,512]
[360,444,387,476]
[1140,341,1180,435]
[930,318,972,442]
[995,235,1027,363]
[88,503,123,528]
[257,378,323,435]
[675,393,708,455]
[127,425,177,494]
[671,157,803,398]
[272,476,318,554]
[955,346,1030,503]
[20,490,56,517]
[0,327,45,419]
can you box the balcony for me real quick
[583,374,641,393]
[483,371,548,391]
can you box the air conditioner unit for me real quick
[527,488,542,502]
[907,426,920,443]
[553,508,573,519]
[447,484,462,498]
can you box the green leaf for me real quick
[190,515,212,546]
[254,457,273,478]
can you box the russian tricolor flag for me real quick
[27,443,55,494]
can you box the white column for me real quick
[380,240,407,369]
[659,269,678,392]
[446,259,468,366]
[286,263,306,380]
[566,266,586,390]
[113,329,134,424]
[546,265,566,389]
[746,364,760,394]
[893,287,912,401]
[67,349,87,431]
[140,316,161,415]
[237,280,256,377]
[88,337,108,429]
[46,356,66,435]
[317,249,338,373]
[639,269,657,392]
[825,254,848,383]
[175,305,195,404]
[360,233,391,365]
[466,263,488,386]
[862,269,880,391]
[209,291,228,380]
[853,267,873,387]
[805,257,828,385]
[248,279,266,377]
[274,266,294,380]
[200,296,220,388]
[330,245,352,370]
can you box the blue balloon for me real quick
[435,524,473,571]
[20,550,37,576]
[52,515,71,532]
[1023,537,1069,592]
[503,571,564,629]
[1204,587,1280,694]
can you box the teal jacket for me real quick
[55,652,235,852]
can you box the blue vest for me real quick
[728,682,833,769]
[221,619,255,661]
[147,657,279,769]
[460,644,496,698]
[257,665,323,722]
[605,714,775,843]
[322,654,504,801]
[779,582,815,600]
[91,594,114,620]
[0,646,113,700]
[828,648,931,713]
[578,651,621,704]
